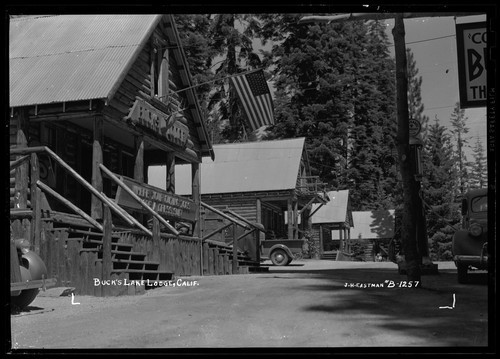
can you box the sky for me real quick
[384,14,488,159]
[149,13,490,188]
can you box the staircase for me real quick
[203,239,267,273]
[48,220,173,295]
[321,250,338,260]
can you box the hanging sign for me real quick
[456,22,487,108]
[115,175,196,222]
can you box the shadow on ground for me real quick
[262,264,490,347]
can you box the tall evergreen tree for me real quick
[406,48,430,137]
[449,102,470,196]
[469,135,488,189]
[257,15,397,209]
[206,14,264,142]
[422,120,460,261]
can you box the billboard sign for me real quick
[456,22,487,108]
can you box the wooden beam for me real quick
[166,153,175,194]
[201,202,250,230]
[232,223,238,274]
[91,116,104,219]
[37,180,103,231]
[9,155,30,170]
[102,204,112,296]
[192,163,201,238]
[202,222,233,241]
[15,130,29,209]
[134,137,145,182]
[30,154,41,253]
[298,12,484,24]
[287,198,293,239]
[99,163,179,236]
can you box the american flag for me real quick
[230,69,274,131]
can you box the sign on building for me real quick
[456,22,487,108]
[115,175,196,222]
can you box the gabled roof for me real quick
[9,14,213,158]
[350,210,395,240]
[175,138,307,195]
[9,15,160,107]
[311,190,351,224]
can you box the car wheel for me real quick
[270,249,290,266]
[11,266,39,310]
[457,263,469,284]
[11,251,48,310]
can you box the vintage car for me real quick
[452,188,488,284]
[260,239,305,266]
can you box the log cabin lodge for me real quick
[9,14,332,296]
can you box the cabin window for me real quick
[151,37,169,102]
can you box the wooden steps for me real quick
[47,226,173,291]
[321,251,338,260]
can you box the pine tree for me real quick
[176,14,265,143]
[258,15,397,209]
[207,14,264,142]
[422,120,460,261]
[469,135,488,189]
[449,102,470,196]
[406,48,430,137]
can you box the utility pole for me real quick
[299,11,480,282]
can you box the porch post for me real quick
[91,116,103,220]
[287,198,293,239]
[191,162,201,238]
[293,200,299,240]
[319,224,323,259]
[133,136,145,225]
[166,153,176,193]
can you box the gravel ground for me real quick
[8,260,491,352]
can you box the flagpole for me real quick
[158,68,265,99]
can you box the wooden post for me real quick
[293,200,299,239]
[30,153,41,253]
[191,163,201,238]
[166,153,175,194]
[287,198,293,239]
[232,223,238,274]
[102,204,113,296]
[92,116,104,220]
[319,224,323,259]
[134,136,145,224]
[134,137,145,182]
[256,198,263,261]
[152,217,161,260]
[15,130,29,209]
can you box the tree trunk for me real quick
[393,15,421,282]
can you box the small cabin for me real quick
[172,138,329,260]
[310,190,353,260]
[348,210,395,261]
[9,14,224,295]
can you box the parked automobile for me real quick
[260,239,305,266]
[10,231,56,309]
[452,188,488,284]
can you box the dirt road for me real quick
[9,260,490,351]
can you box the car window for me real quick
[471,196,487,212]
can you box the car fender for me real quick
[269,244,294,258]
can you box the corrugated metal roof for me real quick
[9,15,160,107]
[175,138,306,195]
[311,190,350,224]
[341,210,395,240]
